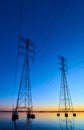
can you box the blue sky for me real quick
[0,0,84,110]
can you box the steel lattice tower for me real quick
[12,36,35,121]
[57,56,76,117]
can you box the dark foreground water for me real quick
[0,112,84,130]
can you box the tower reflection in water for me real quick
[59,116,74,130]
[13,117,32,130]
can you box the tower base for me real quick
[27,113,35,119]
[65,113,68,117]
[73,113,76,117]
[57,113,60,116]
[12,110,19,121]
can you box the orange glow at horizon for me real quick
[0,105,84,111]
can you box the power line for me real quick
[12,0,25,111]
[15,0,25,83]
[30,0,69,77]
[66,53,84,73]
[69,66,84,75]
[37,0,59,45]
[30,0,61,66]
[68,53,84,65]
[15,0,84,85]
[19,0,25,38]
[38,0,71,54]
[33,0,84,76]
[34,0,71,67]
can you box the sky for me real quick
[0,0,84,111]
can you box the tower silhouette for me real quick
[12,36,35,121]
[57,56,76,117]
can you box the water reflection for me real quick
[59,116,74,130]
[13,118,32,130]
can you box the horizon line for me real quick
[0,110,84,112]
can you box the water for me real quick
[0,112,84,130]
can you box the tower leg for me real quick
[27,109,35,119]
[12,109,19,121]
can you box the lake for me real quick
[0,112,84,130]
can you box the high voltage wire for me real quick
[55,56,84,78]
[19,0,25,39]
[33,0,84,75]
[55,53,84,76]
[14,0,25,96]
[62,60,84,76]
[16,0,84,76]
[68,53,84,65]
[32,0,71,76]
[37,0,71,55]
[62,61,84,76]
[31,0,63,67]
[16,0,71,69]
[34,0,71,69]
[69,67,84,75]
[32,0,60,61]
[68,60,84,70]
[12,0,25,106]
[37,0,59,44]
[67,53,84,73]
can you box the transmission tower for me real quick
[12,36,35,121]
[57,56,76,117]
